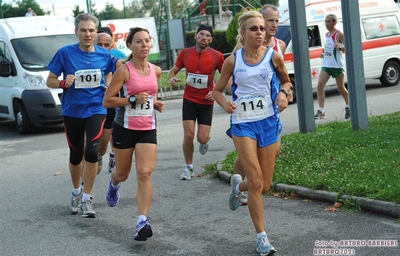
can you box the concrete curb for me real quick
[217,171,400,218]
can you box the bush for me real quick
[185,30,233,55]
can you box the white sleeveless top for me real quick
[322,30,344,69]
[231,47,279,124]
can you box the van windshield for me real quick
[276,26,291,47]
[11,34,78,71]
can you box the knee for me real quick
[70,151,84,165]
[248,178,263,192]
[137,169,153,182]
[184,133,194,142]
[84,148,98,163]
[262,183,272,194]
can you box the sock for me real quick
[111,181,120,189]
[319,107,324,112]
[72,187,81,196]
[257,231,268,240]
[137,214,147,224]
[186,164,193,169]
[345,105,349,109]
[109,152,114,158]
[234,183,241,194]
[82,193,91,202]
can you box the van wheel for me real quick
[14,102,34,134]
[289,78,297,104]
[379,60,400,87]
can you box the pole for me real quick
[167,0,177,65]
[123,0,126,18]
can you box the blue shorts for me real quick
[226,115,281,148]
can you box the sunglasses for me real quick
[248,26,266,32]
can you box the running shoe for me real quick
[256,235,277,256]
[229,174,242,211]
[314,110,326,119]
[345,107,350,119]
[81,199,96,218]
[70,191,82,215]
[180,166,194,180]
[108,154,115,173]
[134,217,153,241]
[106,178,120,207]
[239,192,248,206]
[199,143,209,155]
[97,157,103,175]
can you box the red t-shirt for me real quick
[175,47,224,105]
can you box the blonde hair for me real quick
[236,10,264,46]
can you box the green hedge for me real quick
[185,30,234,56]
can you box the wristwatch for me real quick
[128,95,137,108]
[279,88,289,96]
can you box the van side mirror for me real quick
[0,61,14,77]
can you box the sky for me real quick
[4,0,127,16]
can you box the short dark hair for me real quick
[98,27,113,37]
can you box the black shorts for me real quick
[182,99,213,126]
[111,122,157,149]
[104,108,116,129]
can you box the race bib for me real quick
[125,95,154,116]
[237,94,271,120]
[74,69,102,89]
[186,73,208,89]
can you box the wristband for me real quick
[59,80,67,90]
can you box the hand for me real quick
[169,77,182,86]
[65,74,76,89]
[154,101,165,113]
[137,91,149,104]
[276,92,289,112]
[205,91,213,101]
[223,100,236,114]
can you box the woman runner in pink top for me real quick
[103,27,165,242]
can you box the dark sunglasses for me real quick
[248,26,266,32]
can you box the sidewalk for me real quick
[217,170,400,218]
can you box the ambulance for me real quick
[0,16,77,134]
[276,0,400,99]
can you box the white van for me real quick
[276,0,400,98]
[0,16,77,134]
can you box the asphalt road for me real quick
[0,80,399,256]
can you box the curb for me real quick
[217,171,400,218]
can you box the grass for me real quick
[211,111,400,204]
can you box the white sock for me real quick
[257,231,268,240]
[82,193,91,202]
[186,164,193,169]
[137,215,147,224]
[111,182,120,189]
[319,107,324,112]
[234,183,241,194]
[72,187,81,196]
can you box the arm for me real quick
[335,31,345,52]
[46,72,75,89]
[212,56,236,114]
[278,39,287,55]
[154,65,165,113]
[103,64,130,108]
[104,72,112,90]
[168,65,182,86]
[272,53,292,112]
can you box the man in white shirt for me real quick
[25,8,37,17]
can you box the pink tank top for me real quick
[114,61,158,130]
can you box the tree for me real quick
[72,5,85,18]
[1,0,48,18]
[97,4,124,21]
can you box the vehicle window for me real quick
[276,26,291,46]
[362,15,400,39]
[307,25,321,47]
[11,34,78,70]
[0,41,13,63]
